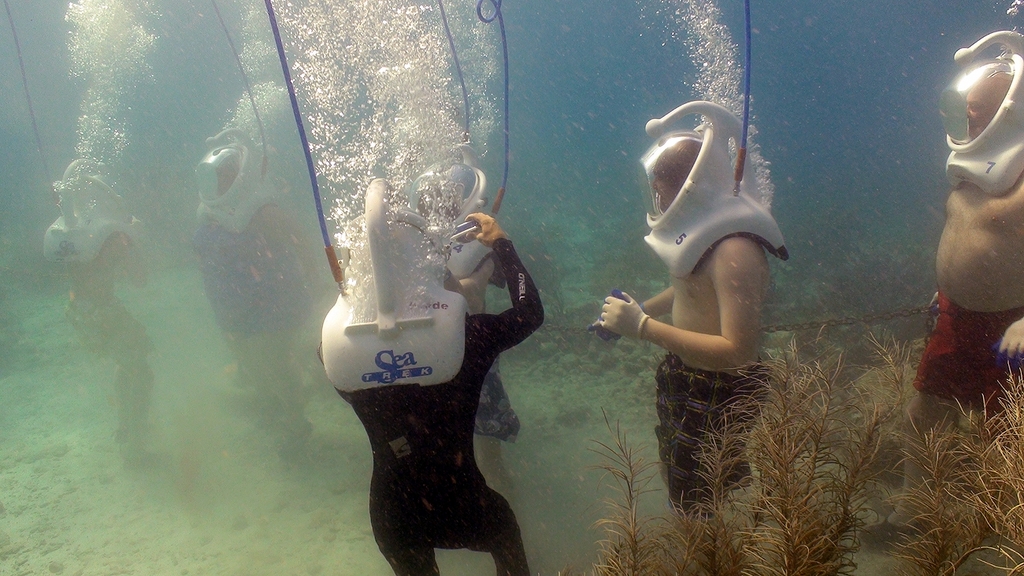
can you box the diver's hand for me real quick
[996,317,1024,369]
[600,291,650,340]
[465,213,507,247]
[588,289,629,341]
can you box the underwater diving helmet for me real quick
[942,31,1024,195]
[43,159,140,263]
[196,128,272,232]
[642,101,787,278]
[411,144,491,280]
[321,179,468,392]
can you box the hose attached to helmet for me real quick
[4,0,51,188]
[437,0,511,214]
[476,0,510,214]
[212,0,269,179]
[437,0,471,143]
[262,0,346,291]
[733,0,751,195]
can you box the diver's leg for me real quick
[889,390,961,524]
[107,307,155,461]
[474,370,519,494]
[476,436,512,495]
[370,487,441,576]
[228,331,312,458]
[379,546,440,576]
[469,490,529,576]
[487,523,529,576]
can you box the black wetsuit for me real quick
[339,238,543,576]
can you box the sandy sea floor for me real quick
[0,263,993,575]
[0,264,646,575]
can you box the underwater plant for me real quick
[862,343,1024,576]
[966,372,1024,575]
[744,346,886,576]
[590,412,666,575]
[588,338,910,576]
[889,422,992,576]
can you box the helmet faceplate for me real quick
[44,159,139,263]
[196,128,273,232]
[944,31,1024,195]
[411,145,492,280]
[642,101,787,277]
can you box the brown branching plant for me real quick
[972,371,1024,575]
[653,397,759,576]
[858,334,915,426]
[590,411,665,576]
[744,341,887,576]
[588,338,908,575]
[683,400,759,576]
[590,410,754,576]
[856,335,915,484]
[890,421,991,576]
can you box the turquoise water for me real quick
[0,0,1016,574]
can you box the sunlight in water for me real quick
[66,0,156,165]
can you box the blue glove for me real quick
[995,339,1024,371]
[995,318,1024,370]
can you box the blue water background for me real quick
[2,0,1007,323]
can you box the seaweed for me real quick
[968,372,1024,575]
[587,338,907,575]
[890,422,991,576]
[590,411,665,576]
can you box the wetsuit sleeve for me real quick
[472,238,543,353]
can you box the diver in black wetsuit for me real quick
[337,213,543,576]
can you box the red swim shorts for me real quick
[914,291,1024,413]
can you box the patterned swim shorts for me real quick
[655,354,764,509]
[474,363,520,443]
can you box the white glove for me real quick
[998,318,1024,366]
[600,292,650,339]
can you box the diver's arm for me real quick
[463,213,543,348]
[641,238,767,371]
[479,237,544,351]
[642,287,674,317]
[457,257,494,315]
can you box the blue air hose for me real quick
[436,0,471,142]
[262,0,346,288]
[212,0,269,178]
[476,0,510,213]
[3,0,50,184]
[733,0,752,193]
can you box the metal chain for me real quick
[541,306,932,337]
[761,305,932,333]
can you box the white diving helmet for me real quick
[942,31,1024,195]
[321,178,468,393]
[196,128,273,232]
[642,100,787,278]
[43,159,140,263]
[411,144,491,280]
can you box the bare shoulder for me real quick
[708,235,769,270]
[703,236,770,299]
